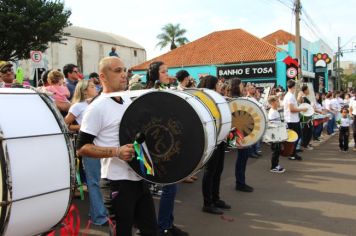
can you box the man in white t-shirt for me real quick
[283,80,308,160]
[349,91,356,150]
[76,57,157,236]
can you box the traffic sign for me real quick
[30,51,42,63]
[286,67,297,79]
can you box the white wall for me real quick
[18,35,146,80]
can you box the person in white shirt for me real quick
[246,84,263,158]
[349,91,356,150]
[339,107,353,152]
[267,96,285,173]
[313,92,325,141]
[64,80,97,131]
[325,92,337,135]
[332,92,342,129]
[175,69,191,91]
[76,57,157,236]
[344,93,351,107]
[283,80,308,160]
[65,80,110,226]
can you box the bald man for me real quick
[76,57,157,236]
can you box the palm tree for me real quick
[156,23,189,50]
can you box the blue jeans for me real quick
[158,184,177,231]
[255,140,262,153]
[248,144,257,156]
[327,113,335,135]
[313,124,323,139]
[235,149,249,185]
[83,157,108,225]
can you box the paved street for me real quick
[75,134,356,236]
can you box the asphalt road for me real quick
[74,134,356,236]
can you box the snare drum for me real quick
[119,90,216,184]
[185,88,231,144]
[280,129,298,157]
[0,88,75,236]
[263,123,288,143]
[229,98,267,147]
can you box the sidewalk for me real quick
[75,134,356,236]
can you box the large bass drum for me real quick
[0,88,75,236]
[119,90,216,184]
[184,88,231,144]
[228,98,267,147]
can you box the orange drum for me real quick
[280,129,298,157]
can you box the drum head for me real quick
[119,91,206,184]
[299,103,314,117]
[229,98,267,147]
[287,129,298,142]
[0,139,8,234]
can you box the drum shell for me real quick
[263,123,288,143]
[280,142,295,157]
[185,88,231,144]
[0,88,75,236]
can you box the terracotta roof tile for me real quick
[262,30,295,46]
[132,29,280,70]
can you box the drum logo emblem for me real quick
[143,118,183,161]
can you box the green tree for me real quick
[341,73,356,89]
[0,0,71,61]
[156,23,189,50]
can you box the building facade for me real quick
[132,29,333,92]
[132,29,280,88]
[264,30,334,91]
[18,26,146,81]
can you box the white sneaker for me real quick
[270,165,286,173]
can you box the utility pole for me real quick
[294,0,302,85]
[337,36,341,90]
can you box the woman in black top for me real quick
[199,75,231,215]
[228,78,254,193]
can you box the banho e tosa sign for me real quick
[217,63,276,79]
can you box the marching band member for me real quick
[349,91,356,151]
[77,57,157,236]
[283,80,308,161]
[299,85,313,150]
[267,96,286,173]
[229,78,254,193]
[199,75,231,215]
[146,61,189,236]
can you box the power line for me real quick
[301,6,336,49]
[341,35,356,48]
[275,0,294,10]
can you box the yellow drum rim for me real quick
[189,90,221,127]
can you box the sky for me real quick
[64,0,356,62]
